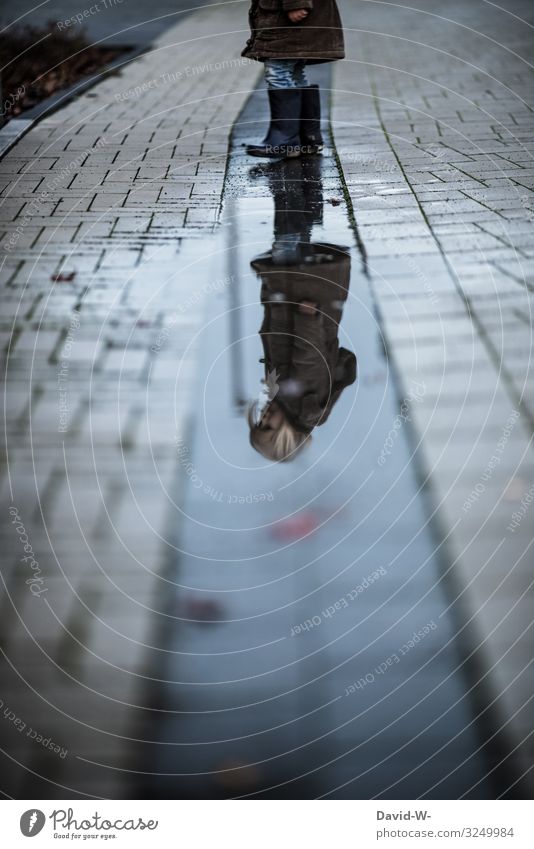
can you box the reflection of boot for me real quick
[300,85,324,155]
[301,156,324,228]
[247,89,302,159]
[271,159,306,239]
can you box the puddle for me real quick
[138,82,495,799]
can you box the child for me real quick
[242,0,345,158]
[249,248,356,461]
[248,159,356,463]
[248,399,310,463]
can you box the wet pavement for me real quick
[0,2,258,798]
[135,77,497,799]
[1,0,532,801]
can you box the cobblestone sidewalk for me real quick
[333,0,534,792]
[0,2,258,797]
[1,0,533,800]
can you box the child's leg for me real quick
[264,59,305,89]
[299,71,324,154]
[269,61,321,156]
[292,61,309,88]
[247,61,303,158]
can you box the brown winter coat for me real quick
[242,0,345,63]
[252,244,356,433]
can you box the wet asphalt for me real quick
[131,70,500,799]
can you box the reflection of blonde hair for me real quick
[248,402,310,463]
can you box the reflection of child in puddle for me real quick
[248,398,308,463]
[248,244,357,462]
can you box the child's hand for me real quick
[287,9,309,23]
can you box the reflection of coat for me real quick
[242,0,345,63]
[252,243,357,432]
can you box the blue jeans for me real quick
[264,59,309,89]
